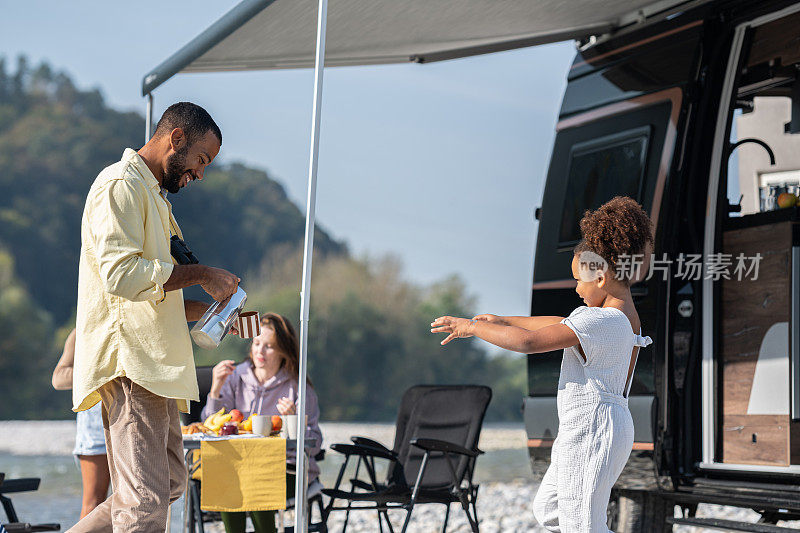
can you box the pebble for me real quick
[321,480,545,532]
[199,481,546,533]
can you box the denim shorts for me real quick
[73,402,107,456]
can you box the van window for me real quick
[559,127,650,247]
[531,98,673,397]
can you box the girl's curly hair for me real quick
[574,196,654,286]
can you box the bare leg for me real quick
[77,455,111,519]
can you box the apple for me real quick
[777,192,798,209]
[271,415,282,432]
[230,409,244,423]
[220,422,239,436]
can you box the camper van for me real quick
[526,0,800,529]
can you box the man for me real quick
[70,102,239,532]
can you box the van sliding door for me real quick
[702,5,800,474]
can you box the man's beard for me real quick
[163,145,189,194]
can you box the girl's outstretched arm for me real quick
[431,315,579,354]
[473,314,565,330]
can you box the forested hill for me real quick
[0,56,525,422]
[0,56,344,325]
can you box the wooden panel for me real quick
[720,221,791,466]
[721,415,790,466]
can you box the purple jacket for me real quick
[201,362,323,480]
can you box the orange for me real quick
[777,192,798,208]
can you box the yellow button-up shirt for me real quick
[73,148,198,413]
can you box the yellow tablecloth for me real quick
[200,437,287,512]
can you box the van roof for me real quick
[142,0,708,95]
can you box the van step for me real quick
[665,517,798,532]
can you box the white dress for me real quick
[532,306,653,532]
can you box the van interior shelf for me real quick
[724,206,800,230]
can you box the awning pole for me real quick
[295,0,328,530]
[145,93,154,143]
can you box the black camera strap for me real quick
[166,207,180,238]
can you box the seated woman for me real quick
[201,312,323,533]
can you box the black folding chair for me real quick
[322,385,492,533]
[1,472,60,532]
[182,364,217,532]
[180,364,215,427]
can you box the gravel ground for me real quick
[205,484,800,532]
[322,480,545,532]
[670,504,800,532]
[197,481,547,532]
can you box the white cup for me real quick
[251,414,270,436]
[280,414,308,439]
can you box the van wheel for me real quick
[610,489,670,533]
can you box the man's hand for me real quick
[430,316,476,345]
[200,267,240,303]
[165,264,239,299]
[184,300,212,322]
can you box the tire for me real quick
[610,490,671,533]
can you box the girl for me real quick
[201,312,323,533]
[431,196,653,532]
[52,328,111,519]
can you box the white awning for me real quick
[142,0,699,94]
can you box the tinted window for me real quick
[558,127,650,247]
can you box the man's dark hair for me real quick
[153,102,222,146]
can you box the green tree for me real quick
[0,247,62,419]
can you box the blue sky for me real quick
[1,1,575,316]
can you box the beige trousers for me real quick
[68,377,187,532]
